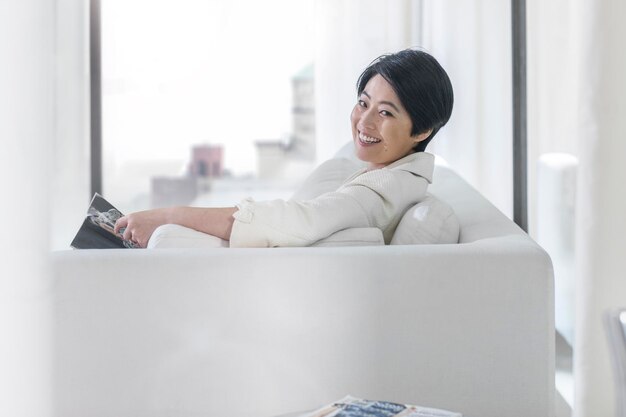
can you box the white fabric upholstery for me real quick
[148,224,384,248]
[148,224,228,249]
[390,194,460,245]
[51,164,554,417]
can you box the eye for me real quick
[380,110,394,117]
[358,99,367,108]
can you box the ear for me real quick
[413,128,433,144]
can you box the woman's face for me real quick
[350,74,427,169]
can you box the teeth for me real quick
[359,132,382,144]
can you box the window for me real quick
[100,0,316,212]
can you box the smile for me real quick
[358,131,382,144]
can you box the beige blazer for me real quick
[229,152,435,248]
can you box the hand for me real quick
[113,208,170,248]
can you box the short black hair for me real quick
[356,49,454,152]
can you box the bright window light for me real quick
[101,0,315,211]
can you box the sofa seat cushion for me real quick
[148,224,384,249]
[390,194,460,245]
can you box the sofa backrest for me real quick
[429,165,524,243]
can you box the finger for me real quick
[114,216,128,234]
[123,226,133,241]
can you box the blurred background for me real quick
[4,0,626,416]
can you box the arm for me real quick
[113,206,237,248]
[230,169,426,247]
[229,194,370,248]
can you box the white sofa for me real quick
[51,157,555,417]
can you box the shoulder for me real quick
[385,152,435,184]
[341,163,424,195]
[345,152,434,187]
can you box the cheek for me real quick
[382,123,411,147]
[350,108,360,133]
[350,107,358,125]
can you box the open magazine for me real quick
[303,396,461,417]
[70,193,139,249]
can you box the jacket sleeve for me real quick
[229,169,427,248]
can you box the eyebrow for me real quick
[362,91,401,113]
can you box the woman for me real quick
[114,49,454,248]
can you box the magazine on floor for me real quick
[303,396,461,417]
[70,193,138,249]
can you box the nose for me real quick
[357,107,376,131]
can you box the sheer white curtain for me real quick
[0,1,53,415]
[573,1,626,416]
[314,0,422,163]
[420,0,513,217]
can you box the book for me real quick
[70,193,139,249]
[303,396,462,417]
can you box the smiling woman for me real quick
[114,49,454,248]
[350,49,455,170]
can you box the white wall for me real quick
[0,1,54,415]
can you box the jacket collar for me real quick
[384,151,435,184]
